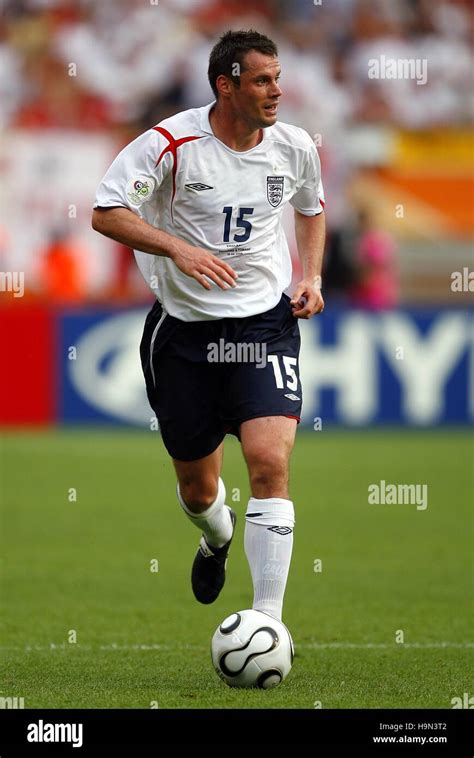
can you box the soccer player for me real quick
[92,30,325,623]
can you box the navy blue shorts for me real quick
[139,294,302,461]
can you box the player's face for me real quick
[231,52,282,129]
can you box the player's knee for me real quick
[247,450,289,496]
[250,470,288,496]
[179,477,219,513]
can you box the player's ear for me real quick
[215,74,233,99]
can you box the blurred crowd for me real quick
[1,0,472,134]
[1,0,471,308]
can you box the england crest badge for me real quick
[267,175,284,207]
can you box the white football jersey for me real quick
[94,101,325,321]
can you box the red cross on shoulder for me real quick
[153,126,202,219]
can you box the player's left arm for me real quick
[290,209,326,318]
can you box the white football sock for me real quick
[244,497,295,621]
[177,477,233,548]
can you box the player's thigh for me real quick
[141,309,226,462]
[173,442,224,512]
[153,350,225,457]
[222,294,303,429]
[240,416,297,497]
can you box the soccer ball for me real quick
[211,609,294,689]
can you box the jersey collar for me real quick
[199,101,216,135]
[199,101,267,152]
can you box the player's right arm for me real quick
[92,206,237,291]
[92,127,237,291]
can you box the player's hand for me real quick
[170,242,238,291]
[290,276,324,318]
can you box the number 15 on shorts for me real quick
[268,355,298,391]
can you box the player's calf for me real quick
[244,497,294,621]
[177,477,236,604]
[177,477,218,513]
[240,416,297,620]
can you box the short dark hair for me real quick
[208,29,278,99]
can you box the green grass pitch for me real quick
[1,428,472,708]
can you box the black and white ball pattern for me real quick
[211,610,294,689]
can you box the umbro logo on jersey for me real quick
[284,393,300,401]
[267,175,284,207]
[185,182,214,191]
[267,526,293,535]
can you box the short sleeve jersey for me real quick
[94,101,325,321]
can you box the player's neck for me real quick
[209,103,263,152]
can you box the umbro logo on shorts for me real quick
[284,393,300,401]
[185,182,214,191]
[267,526,293,535]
